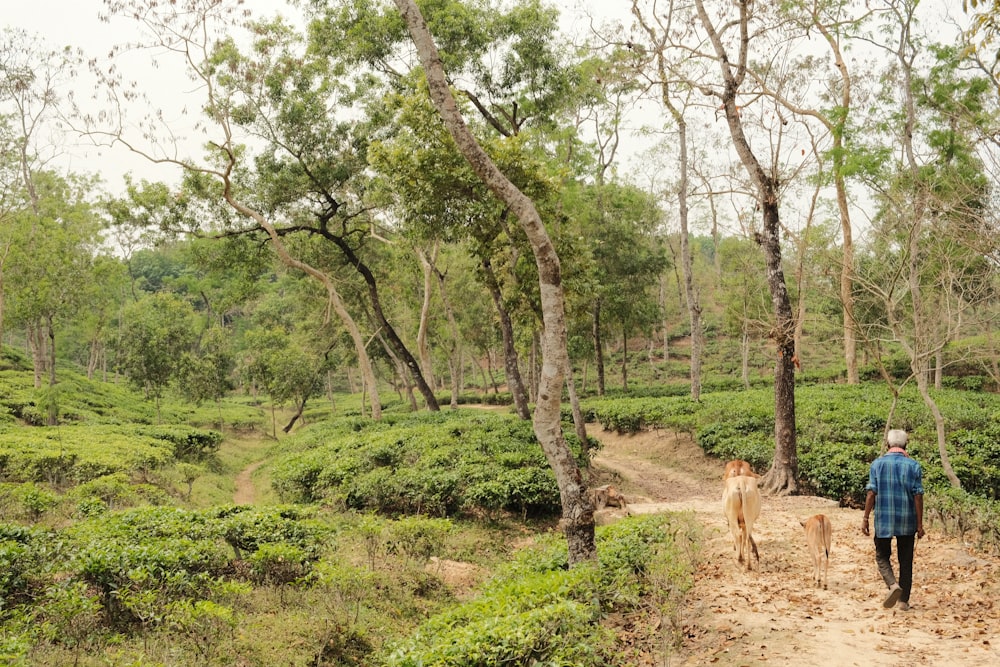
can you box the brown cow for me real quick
[589,484,629,513]
[801,514,833,589]
[723,475,761,570]
[723,459,755,480]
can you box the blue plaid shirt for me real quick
[865,452,924,538]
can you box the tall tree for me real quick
[93,0,390,418]
[116,292,197,421]
[629,0,706,400]
[857,22,999,487]
[690,0,800,494]
[6,172,101,403]
[392,0,596,564]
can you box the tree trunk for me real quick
[379,331,418,412]
[659,275,670,364]
[696,0,797,494]
[219,190,383,421]
[46,315,57,425]
[433,261,463,410]
[283,397,307,433]
[395,0,595,564]
[28,322,44,389]
[416,245,437,392]
[593,299,606,396]
[566,371,588,446]
[741,330,751,390]
[915,367,961,487]
[328,233,438,411]
[634,5,699,399]
[934,349,943,390]
[483,257,530,419]
[620,324,629,392]
[674,116,702,402]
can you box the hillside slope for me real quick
[589,427,1000,666]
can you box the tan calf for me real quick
[722,475,761,570]
[801,514,832,589]
[723,459,755,480]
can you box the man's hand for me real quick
[917,526,925,539]
[861,517,870,536]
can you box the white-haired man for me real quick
[861,429,925,610]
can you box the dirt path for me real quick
[233,460,265,505]
[589,427,1000,666]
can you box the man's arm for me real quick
[862,490,875,536]
[914,493,925,538]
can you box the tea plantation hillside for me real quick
[2,348,1000,665]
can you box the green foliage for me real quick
[926,487,1000,554]
[248,543,312,585]
[1,524,60,610]
[114,292,198,404]
[0,482,59,522]
[583,384,1000,506]
[165,599,237,663]
[36,580,104,658]
[132,424,223,462]
[0,425,175,485]
[386,516,453,566]
[68,473,170,512]
[382,514,696,666]
[210,505,329,559]
[271,411,568,519]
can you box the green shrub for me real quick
[382,514,697,666]
[248,543,312,585]
[132,425,223,462]
[0,524,60,609]
[0,426,174,485]
[926,487,1000,555]
[272,411,569,519]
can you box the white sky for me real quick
[3,0,970,225]
[5,0,299,192]
[3,0,619,195]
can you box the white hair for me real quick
[887,429,908,448]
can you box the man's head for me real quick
[887,429,909,449]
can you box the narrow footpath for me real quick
[589,427,1000,666]
[233,460,265,505]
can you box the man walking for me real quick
[861,428,925,610]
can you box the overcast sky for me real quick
[5,0,299,191]
[4,0,966,205]
[4,0,619,194]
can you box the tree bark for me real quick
[695,0,798,494]
[394,0,595,564]
[632,2,701,399]
[565,372,589,447]
[593,299,606,396]
[416,244,437,393]
[432,262,463,409]
[323,232,438,411]
[483,257,531,419]
[219,189,383,420]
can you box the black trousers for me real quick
[874,534,916,602]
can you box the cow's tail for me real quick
[736,486,746,533]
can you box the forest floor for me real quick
[588,426,1000,666]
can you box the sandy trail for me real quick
[233,460,264,505]
[589,427,1000,666]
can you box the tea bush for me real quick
[582,384,1000,509]
[271,411,572,519]
[381,513,697,666]
[0,426,175,485]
